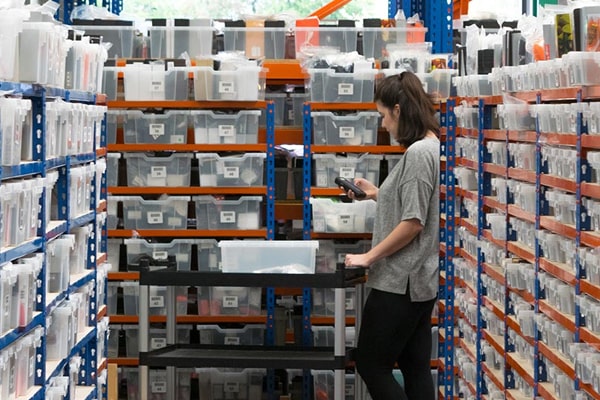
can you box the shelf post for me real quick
[139,279,150,400]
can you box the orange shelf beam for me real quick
[482,229,506,250]
[457,127,478,139]
[483,163,507,177]
[507,242,535,264]
[580,328,600,352]
[582,135,600,149]
[539,258,576,285]
[482,364,504,393]
[107,144,267,152]
[97,305,107,321]
[97,252,107,266]
[96,147,107,157]
[108,358,139,366]
[538,341,576,380]
[108,187,267,195]
[98,358,108,374]
[508,168,536,183]
[507,130,536,143]
[106,100,267,109]
[539,217,576,239]
[582,231,600,248]
[483,297,505,322]
[483,263,505,286]
[505,353,535,387]
[582,182,600,200]
[96,94,107,105]
[310,188,346,197]
[456,188,477,202]
[580,382,600,400]
[275,202,303,220]
[507,205,536,224]
[309,0,352,19]
[542,133,577,146]
[108,229,268,238]
[483,129,507,141]
[538,300,576,332]
[457,157,477,170]
[458,218,477,236]
[483,196,507,211]
[309,103,376,111]
[540,175,577,193]
[580,279,600,300]
[275,127,304,145]
[108,272,140,281]
[311,317,356,326]
[482,330,504,356]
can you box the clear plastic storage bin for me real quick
[148,20,213,58]
[72,23,136,59]
[361,26,427,59]
[416,69,456,101]
[311,111,380,145]
[224,26,287,59]
[194,196,262,230]
[123,110,189,144]
[219,240,319,273]
[124,153,192,187]
[191,110,261,144]
[123,63,191,101]
[259,92,286,126]
[196,153,266,187]
[125,238,196,271]
[107,152,121,187]
[196,239,221,272]
[193,65,267,101]
[312,153,383,188]
[121,196,189,230]
[315,239,372,273]
[306,68,378,103]
[295,27,358,53]
[310,198,377,233]
[312,287,357,316]
[196,324,265,345]
[208,286,262,316]
[563,51,600,86]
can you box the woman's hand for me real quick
[342,178,379,201]
[345,253,372,269]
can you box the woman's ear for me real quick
[393,104,400,118]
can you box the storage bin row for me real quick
[107,283,262,317]
[539,273,575,316]
[108,195,262,230]
[0,15,106,89]
[106,110,260,145]
[0,255,43,336]
[0,97,31,167]
[75,18,427,60]
[0,177,44,248]
[45,102,107,160]
[0,326,43,399]
[453,74,494,97]
[259,91,308,127]
[45,359,86,400]
[55,163,99,220]
[456,137,478,162]
[313,153,383,188]
[310,197,376,233]
[46,284,95,362]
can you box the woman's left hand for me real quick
[345,253,371,269]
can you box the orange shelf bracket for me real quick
[309,0,352,20]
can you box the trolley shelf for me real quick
[139,344,347,369]
[139,267,367,288]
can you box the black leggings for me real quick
[355,288,437,400]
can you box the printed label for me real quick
[151,381,167,393]
[218,125,235,137]
[339,167,355,179]
[150,296,164,308]
[150,337,167,349]
[345,296,355,310]
[338,215,352,227]
[151,80,164,93]
[220,211,236,224]
[224,382,240,393]
[149,124,165,140]
[345,384,355,396]
[147,212,164,225]
[338,83,354,96]
[339,126,355,139]
[151,166,167,179]
[219,81,235,94]
[223,295,239,308]
[224,167,239,179]
[224,336,241,345]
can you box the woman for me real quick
[343,71,440,400]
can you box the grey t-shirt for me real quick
[367,137,440,302]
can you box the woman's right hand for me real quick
[345,178,378,201]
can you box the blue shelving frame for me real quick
[0,81,107,400]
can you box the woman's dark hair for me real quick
[374,71,440,148]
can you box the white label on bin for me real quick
[338,215,352,228]
[150,296,165,308]
[316,172,328,187]
[147,212,164,225]
[152,251,169,260]
[220,211,236,224]
[224,382,240,393]
[345,297,355,310]
[224,336,241,345]
[223,295,239,308]
[224,167,239,179]
[167,217,182,226]
[151,80,164,93]
[338,83,354,96]
[149,124,165,140]
[339,126,355,139]
[219,81,235,94]
[152,381,167,393]
[339,167,355,179]
[345,384,354,396]
[151,337,167,349]
[218,125,235,137]
[127,210,142,220]
[171,135,185,144]
[313,219,325,232]
[151,166,167,179]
